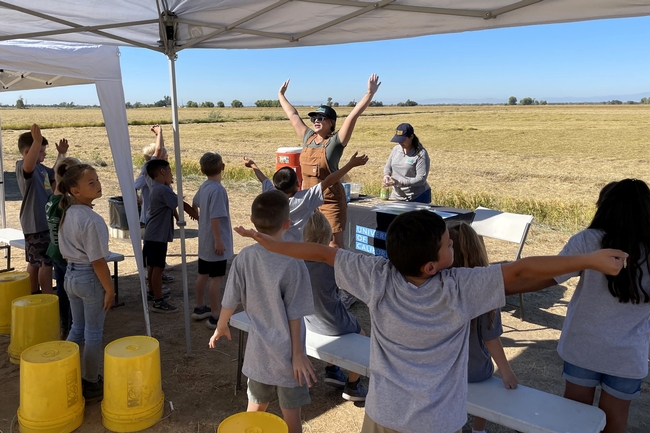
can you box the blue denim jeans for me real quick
[54,260,71,333]
[65,262,106,383]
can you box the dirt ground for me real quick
[0,156,649,433]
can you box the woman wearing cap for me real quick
[278,73,381,248]
[383,123,431,203]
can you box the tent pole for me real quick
[168,53,193,356]
[0,120,5,228]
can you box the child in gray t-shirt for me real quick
[209,190,315,433]
[242,151,368,242]
[236,209,627,433]
[448,222,517,433]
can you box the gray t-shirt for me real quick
[59,205,109,264]
[134,159,155,225]
[467,308,503,383]
[144,181,177,243]
[222,244,314,387]
[16,160,55,234]
[334,249,505,433]
[304,261,361,336]
[302,128,344,172]
[262,179,324,242]
[192,180,233,262]
[383,145,431,201]
[555,229,650,379]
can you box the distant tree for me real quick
[626,100,637,105]
[186,100,198,108]
[326,97,333,107]
[539,100,548,105]
[609,99,623,105]
[125,102,133,109]
[369,100,383,107]
[520,97,534,105]
[16,97,25,109]
[347,100,356,107]
[641,97,648,104]
[397,99,418,107]
[333,102,339,107]
[507,96,517,105]
[201,101,215,108]
[217,101,225,108]
[254,99,281,107]
[231,99,244,108]
[133,101,143,108]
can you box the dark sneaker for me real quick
[147,292,170,302]
[152,300,178,313]
[324,366,347,389]
[161,272,174,283]
[82,375,104,403]
[205,315,219,330]
[192,306,212,320]
[339,290,357,309]
[342,379,367,402]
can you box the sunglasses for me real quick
[310,115,328,123]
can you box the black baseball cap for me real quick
[391,123,415,143]
[307,105,337,121]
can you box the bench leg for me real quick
[236,329,245,395]
[110,261,125,309]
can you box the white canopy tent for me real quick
[0,40,151,336]
[1,0,649,356]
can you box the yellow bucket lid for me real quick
[13,294,59,307]
[0,271,29,282]
[218,412,288,433]
[105,335,159,359]
[21,341,79,364]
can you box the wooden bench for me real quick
[0,228,126,308]
[229,311,606,433]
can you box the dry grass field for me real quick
[0,105,649,432]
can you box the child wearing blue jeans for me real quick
[236,209,627,433]
[58,164,114,402]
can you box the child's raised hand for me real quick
[242,157,256,168]
[208,324,231,348]
[367,73,381,95]
[56,138,69,154]
[279,79,290,96]
[30,124,42,145]
[292,353,317,387]
[348,151,369,168]
[591,248,628,275]
[150,124,161,135]
[500,369,518,389]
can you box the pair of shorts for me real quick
[360,414,461,433]
[25,231,53,267]
[563,361,642,400]
[247,378,310,409]
[143,241,168,269]
[198,259,227,278]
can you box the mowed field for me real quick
[0,105,649,433]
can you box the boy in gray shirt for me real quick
[209,190,315,433]
[236,209,627,433]
[16,124,68,294]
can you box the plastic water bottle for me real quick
[380,186,390,200]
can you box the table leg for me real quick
[236,329,245,395]
[111,260,125,309]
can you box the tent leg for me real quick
[168,54,193,356]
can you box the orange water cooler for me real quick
[275,147,303,190]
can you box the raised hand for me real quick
[56,138,69,154]
[348,151,369,168]
[368,73,381,95]
[279,79,290,97]
[31,124,43,145]
[242,156,256,168]
[150,124,161,136]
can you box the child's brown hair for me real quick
[18,131,48,154]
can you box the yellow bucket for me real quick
[8,294,60,364]
[102,336,164,432]
[0,271,31,334]
[17,341,84,433]
[217,412,288,433]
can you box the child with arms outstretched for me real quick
[448,222,517,433]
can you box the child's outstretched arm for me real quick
[151,125,166,159]
[209,306,235,347]
[183,201,199,221]
[320,151,369,191]
[289,317,317,387]
[502,249,627,295]
[484,338,518,389]
[242,157,269,184]
[234,226,336,266]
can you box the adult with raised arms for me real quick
[278,74,381,248]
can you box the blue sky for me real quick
[3,15,650,106]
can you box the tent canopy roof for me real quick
[0,40,121,92]
[1,0,649,54]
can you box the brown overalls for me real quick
[301,134,347,233]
